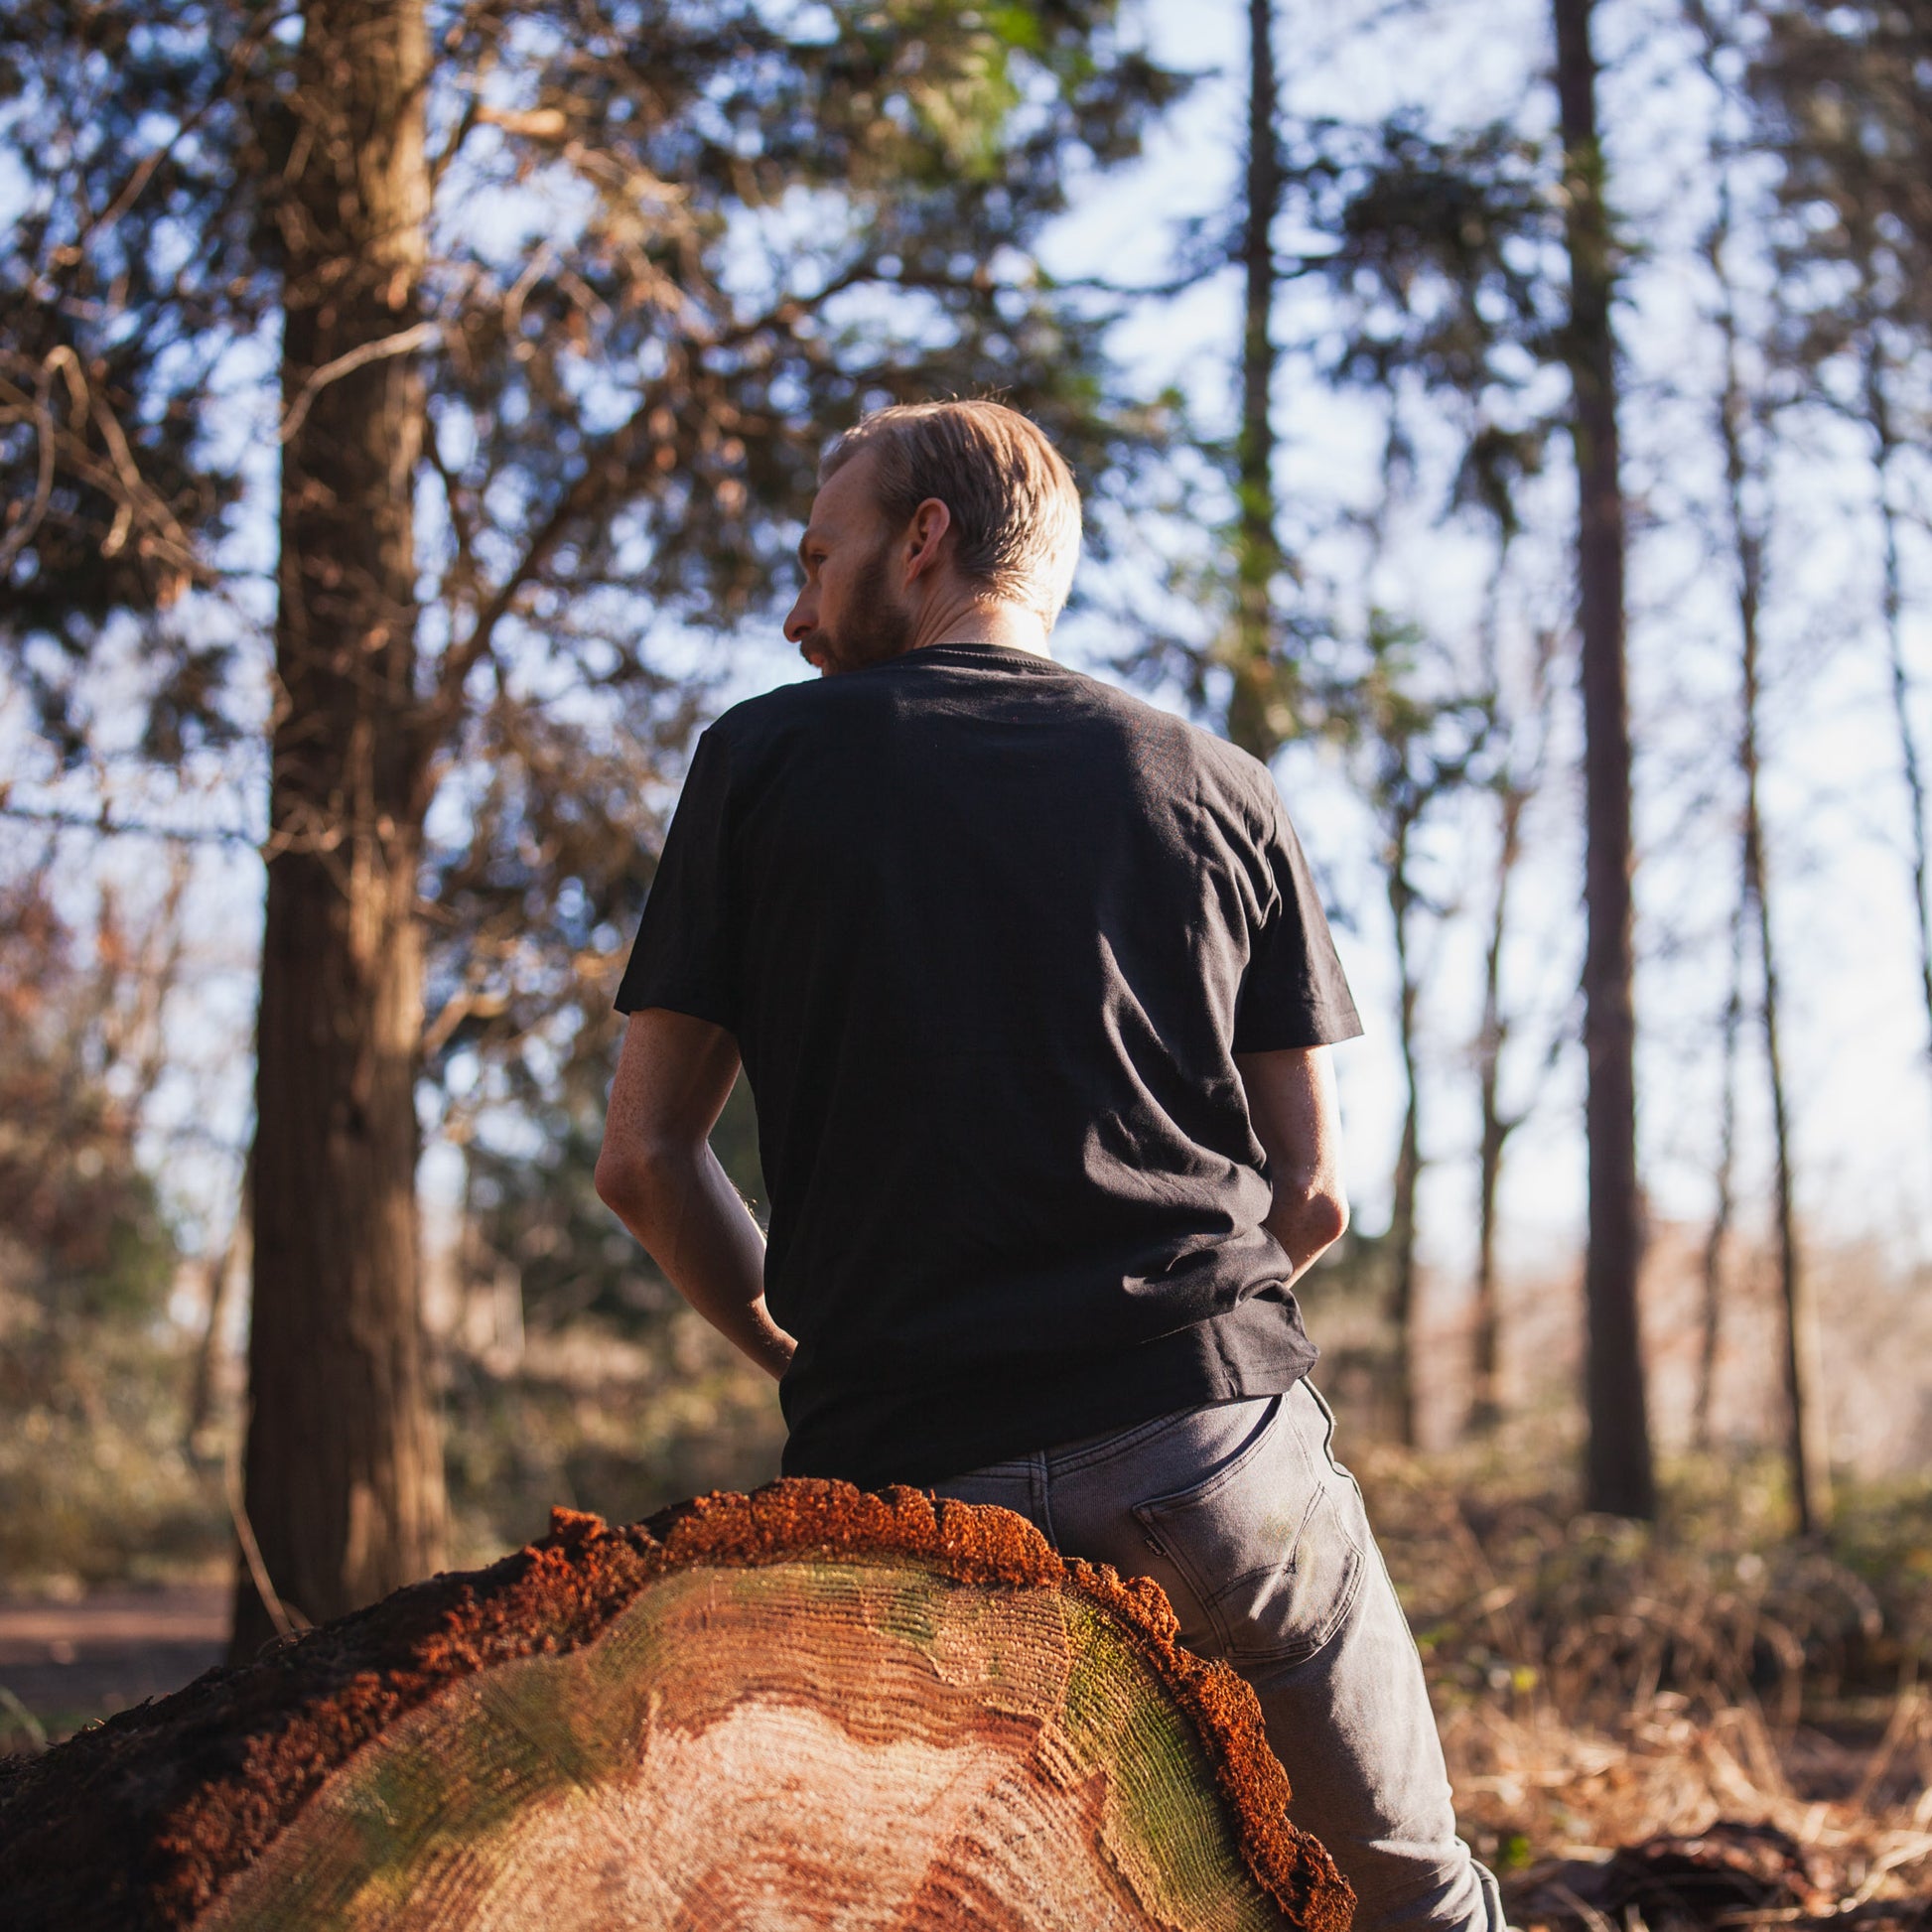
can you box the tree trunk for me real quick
[1695,895,1743,1454]
[1386,814,1421,1449]
[235,0,444,1660]
[1470,782,1525,1434]
[1738,668,1828,1529]
[1866,338,1932,1096]
[1745,765,1831,1534]
[186,1185,248,1452]
[1734,561,1830,1533]
[1227,0,1289,761]
[1,1484,1354,1932]
[1554,0,1654,1519]
[1713,200,1832,1533]
[1695,170,1747,1462]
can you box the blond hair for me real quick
[820,400,1082,627]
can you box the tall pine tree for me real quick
[0,0,1182,1654]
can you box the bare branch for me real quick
[57,5,298,265]
[0,347,83,573]
[0,363,210,591]
[423,459,599,727]
[278,320,441,443]
[0,800,262,849]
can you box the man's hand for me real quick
[594,1009,796,1381]
[1233,1045,1350,1282]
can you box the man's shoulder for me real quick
[704,654,1279,805]
[1066,674,1281,809]
[705,662,904,744]
[1114,684,1272,777]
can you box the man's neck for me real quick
[903,588,1051,660]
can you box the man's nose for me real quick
[783,593,812,645]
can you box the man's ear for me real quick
[901,496,952,583]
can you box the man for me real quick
[596,399,1503,1932]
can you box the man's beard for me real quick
[811,540,915,675]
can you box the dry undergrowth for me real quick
[6,1310,1929,1931]
[1447,1693,1932,1925]
[1345,1429,1932,1930]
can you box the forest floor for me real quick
[0,1582,225,1749]
[3,1311,1929,1931]
[1,1574,1927,1932]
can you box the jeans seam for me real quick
[1045,1405,1199,1477]
[1233,1538,1368,1666]
[1300,1378,1351,1477]
[1130,1391,1286,1515]
[1034,1451,1059,1548]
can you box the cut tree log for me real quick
[0,1480,1354,1932]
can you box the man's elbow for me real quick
[1309,1186,1349,1254]
[1281,1182,1348,1262]
[594,1138,672,1215]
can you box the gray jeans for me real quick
[931,1380,1505,1932]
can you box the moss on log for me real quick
[0,1480,1354,1931]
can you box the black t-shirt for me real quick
[615,642,1362,1488]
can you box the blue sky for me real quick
[10,0,1932,1344]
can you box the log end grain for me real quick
[0,1480,1354,1932]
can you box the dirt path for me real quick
[0,1584,228,1747]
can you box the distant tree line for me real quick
[1157,0,1928,1530]
[2,0,1928,1650]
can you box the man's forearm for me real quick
[1235,1045,1349,1286]
[598,1143,794,1381]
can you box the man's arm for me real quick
[594,1008,795,1381]
[1233,1044,1350,1281]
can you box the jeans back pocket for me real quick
[1132,1386,1365,1666]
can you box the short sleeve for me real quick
[1232,792,1364,1052]
[614,727,739,1029]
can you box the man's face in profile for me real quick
[784,450,915,676]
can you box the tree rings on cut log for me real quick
[0,1479,1354,1932]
